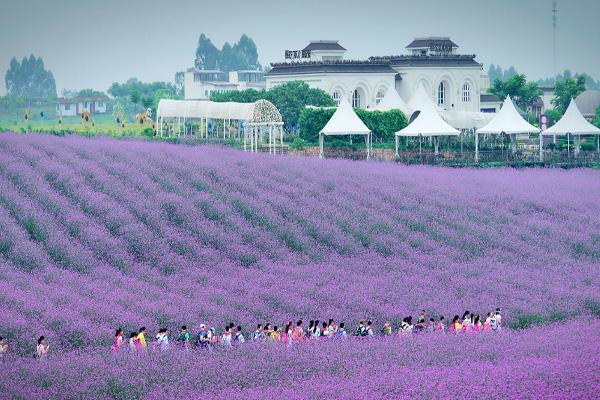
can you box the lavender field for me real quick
[0,132,599,399]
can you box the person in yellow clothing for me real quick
[270,326,281,341]
[137,327,148,351]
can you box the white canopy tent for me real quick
[156,99,284,153]
[320,98,372,159]
[372,88,412,115]
[440,110,494,130]
[542,98,600,155]
[395,88,459,156]
[476,96,542,162]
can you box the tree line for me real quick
[194,34,262,72]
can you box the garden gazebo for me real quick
[243,99,285,154]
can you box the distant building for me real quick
[575,89,600,121]
[267,37,489,113]
[56,96,110,117]
[480,94,502,113]
[539,86,556,112]
[183,69,266,100]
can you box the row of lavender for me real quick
[0,133,598,355]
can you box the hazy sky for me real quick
[1,0,598,96]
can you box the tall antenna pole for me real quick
[552,0,558,78]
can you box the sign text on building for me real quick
[429,43,453,53]
[285,50,311,59]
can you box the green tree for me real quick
[77,89,105,98]
[108,78,175,99]
[174,71,184,97]
[594,106,600,129]
[298,107,335,142]
[488,74,542,110]
[153,87,177,110]
[220,42,243,72]
[546,109,563,127]
[211,81,335,130]
[130,90,141,105]
[551,75,586,114]
[233,34,260,70]
[5,55,56,98]
[195,34,220,70]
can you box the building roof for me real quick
[574,89,600,117]
[205,81,239,86]
[58,96,110,104]
[480,93,501,103]
[188,68,225,74]
[267,60,396,76]
[372,55,482,68]
[303,40,346,52]
[406,37,458,49]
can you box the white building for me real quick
[267,37,500,115]
[56,96,109,117]
[184,69,266,100]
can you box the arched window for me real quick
[352,89,361,108]
[375,88,386,105]
[462,82,471,103]
[332,91,341,106]
[437,82,446,106]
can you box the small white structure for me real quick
[543,99,600,155]
[56,96,109,117]
[156,99,284,153]
[476,96,542,161]
[184,69,265,100]
[319,98,372,159]
[395,87,459,156]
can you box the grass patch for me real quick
[23,216,47,243]
[583,298,600,318]
[510,310,577,330]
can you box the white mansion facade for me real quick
[266,38,501,114]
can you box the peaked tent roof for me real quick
[395,91,459,137]
[543,99,600,136]
[408,84,443,114]
[476,96,541,134]
[372,88,412,115]
[320,98,371,136]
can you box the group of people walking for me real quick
[111,308,503,353]
[0,309,502,359]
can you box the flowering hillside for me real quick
[0,132,599,398]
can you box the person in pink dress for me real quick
[483,312,493,332]
[435,316,446,333]
[112,329,125,351]
[472,315,482,332]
